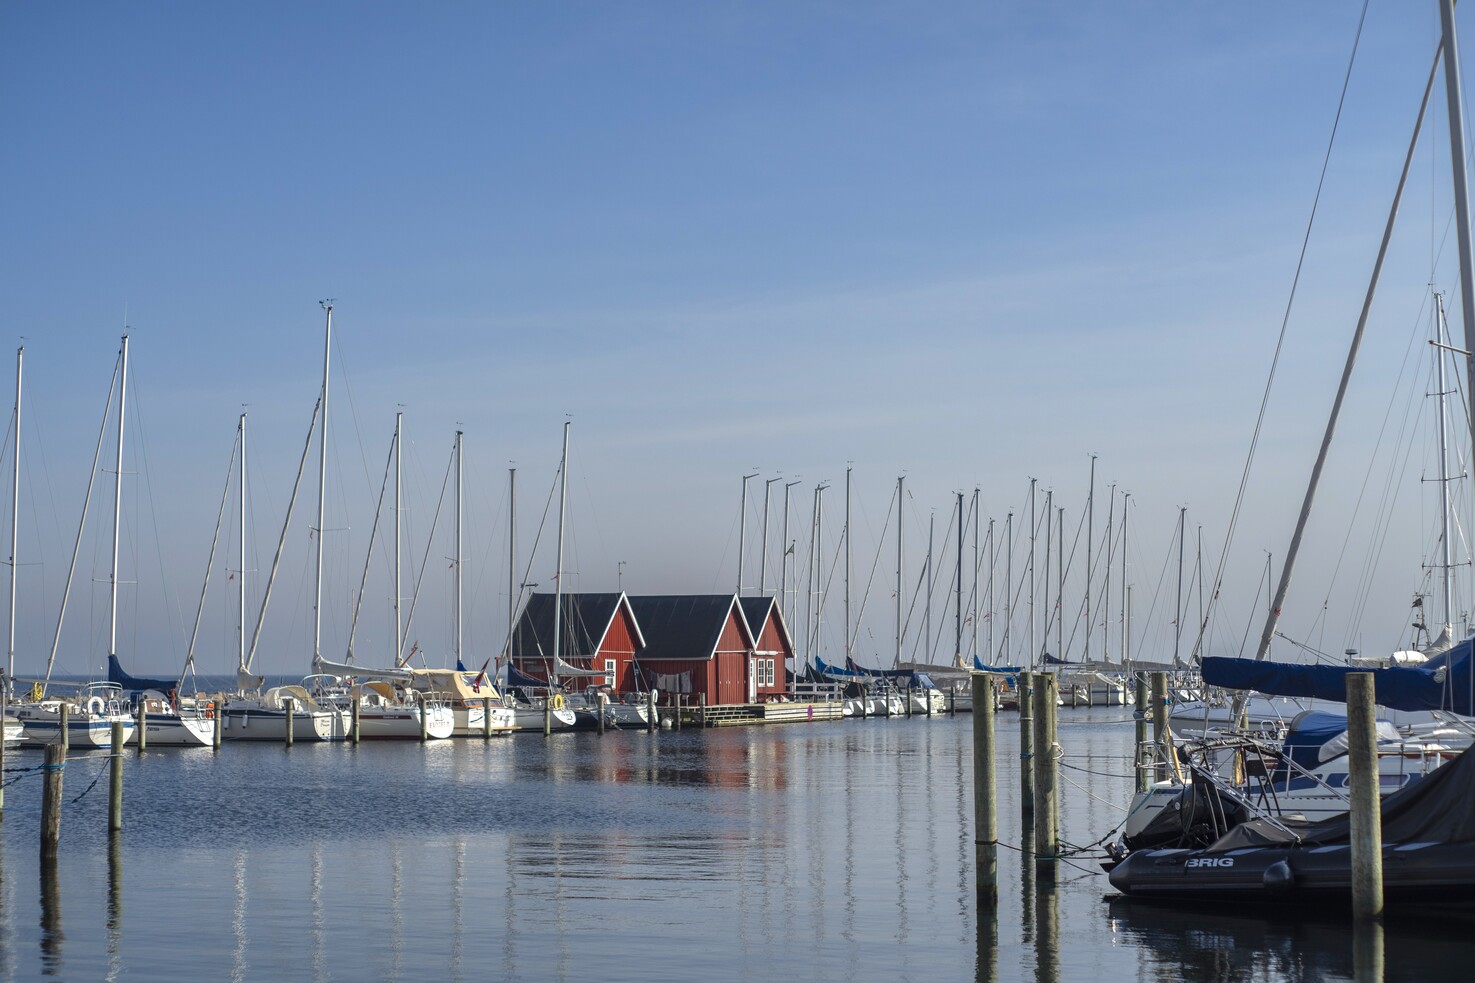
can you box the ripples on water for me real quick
[0,711,1469,981]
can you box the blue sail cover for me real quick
[814,655,867,679]
[1202,640,1475,715]
[107,654,176,694]
[973,656,1023,675]
[844,656,915,681]
[506,663,550,689]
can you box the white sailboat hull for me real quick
[221,706,344,742]
[139,713,215,746]
[15,706,136,748]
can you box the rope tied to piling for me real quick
[69,755,112,804]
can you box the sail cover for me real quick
[107,654,177,694]
[1202,639,1475,715]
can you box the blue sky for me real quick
[0,2,1468,679]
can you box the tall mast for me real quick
[552,421,570,684]
[844,466,852,664]
[971,489,980,666]
[812,484,827,664]
[781,480,799,629]
[1085,455,1095,662]
[108,335,129,673]
[737,472,756,596]
[1121,493,1130,673]
[1028,478,1036,671]
[6,346,20,690]
[1103,483,1115,663]
[313,302,332,670]
[507,466,516,667]
[1057,504,1064,660]
[986,516,995,667]
[1043,490,1052,659]
[239,412,247,672]
[1175,507,1185,665]
[925,511,934,663]
[395,411,403,660]
[1441,0,1475,479]
[1435,295,1456,642]
[955,491,964,666]
[1004,512,1013,665]
[454,430,464,669]
[760,477,778,595]
[896,475,904,668]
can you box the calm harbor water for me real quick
[0,708,1469,981]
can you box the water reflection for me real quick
[231,848,247,982]
[37,855,61,978]
[106,833,122,983]
[1033,878,1059,983]
[1352,921,1383,983]
[975,905,998,983]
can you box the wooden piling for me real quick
[109,721,124,832]
[1150,672,1168,783]
[646,689,656,734]
[58,702,69,752]
[1133,674,1149,792]
[350,697,361,745]
[543,700,551,737]
[40,743,63,856]
[1018,672,1035,825]
[948,687,956,716]
[482,698,492,739]
[906,680,914,718]
[212,701,223,750]
[284,700,294,747]
[1,688,6,819]
[971,673,997,905]
[699,693,707,727]
[1346,672,1383,922]
[418,694,429,743]
[1032,672,1059,876]
[137,705,147,752]
[674,695,682,731]
[597,693,606,735]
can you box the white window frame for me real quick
[604,659,617,688]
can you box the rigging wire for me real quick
[1190,0,1372,662]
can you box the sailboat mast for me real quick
[1004,512,1012,664]
[895,474,904,669]
[552,421,570,683]
[1057,504,1064,660]
[1043,490,1052,660]
[1436,294,1456,640]
[971,488,980,667]
[760,477,777,595]
[925,511,934,663]
[395,411,403,660]
[1175,507,1185,665]
[1120,493,1130,674]
[108,335,129,670]
[986,516,995,667]
[844,466,851,664]
[7,346,19,689]
[955,491,964,665]
[507,466,516,668]
[781,480,799,631]
[454,430,463,669]
[737,472,756,596]
[1085,455,1095,662]
[1028,478,1036,672]
[1103,484,1115,663]
[313,302,332,669]
[1440,0,1475,474]
[239,413,247,672]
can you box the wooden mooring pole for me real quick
[1346,672,1383,922]
[212,701,223,750]
[109,720,124,832]
[646,689,656,734]
[1018,672,1034,826]
[597,693,606,736]
[284,701,294,747]
[1032,672,1059,876]
[971,673,997,905]
[137,704,147,752]
[418,694,429,743]
[350,698,361,745]
[543,701,551,737]
[1133,674,1149,792]
[1150,672,1168,783]
[40,743,63,856]
[482,698,492,739]
[58,702,69,753]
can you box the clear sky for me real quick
[0,2,1469,680]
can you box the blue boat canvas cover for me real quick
[1201,639,1475,715]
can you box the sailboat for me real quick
[222,304,346,742]
[95,336,215,746]
[14,341,135,749]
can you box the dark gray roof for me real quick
[737,596,793,652]
[508,592,633,665]
[625,594,748,661]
